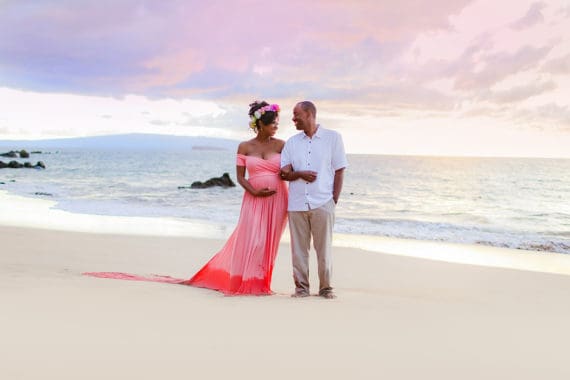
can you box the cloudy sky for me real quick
[1,0,569,157]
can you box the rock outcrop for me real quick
[0,149,41,158]
[0,160,45,169]
[180,173,236,189]
[0,151,18,158]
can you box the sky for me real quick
[1,0,569,157]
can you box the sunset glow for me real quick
[1,0,569,156]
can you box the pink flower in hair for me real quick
[249,103,280,130]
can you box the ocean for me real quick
[1,139,569,254]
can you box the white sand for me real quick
[2,224,570,379]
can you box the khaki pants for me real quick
[288,199,335,295]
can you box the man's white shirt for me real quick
[281,125,348,211]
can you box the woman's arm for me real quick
[236,165,276,197]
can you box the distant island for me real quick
[191,145,230,151]
[0,133,240,152]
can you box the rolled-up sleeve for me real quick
[280,140,292,169]
[332,133,348,171]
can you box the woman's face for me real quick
[259,116,279,136]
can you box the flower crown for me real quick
[249,103,280,130]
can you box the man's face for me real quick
[292,105,310,130]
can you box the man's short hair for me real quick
[297,101,317,118]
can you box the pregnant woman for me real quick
[184,100,288,295]
[84,100,288,296]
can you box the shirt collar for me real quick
[303,124,323,139]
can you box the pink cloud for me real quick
[515,103,570,130]
[542,53,570,74]
[453,44,553,90]
[0,0,473,96]
[482,81,557,103]
[0,0,568,136]
[510,2,547,30]
[136,48,206,89]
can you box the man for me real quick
[280,101,348,299]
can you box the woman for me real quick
[183,100,288,295]
[84,101,288,296]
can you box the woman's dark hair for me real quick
[248,100,279,131]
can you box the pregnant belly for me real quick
[250,174,286,192]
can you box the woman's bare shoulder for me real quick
[273,138,286,152]
[237,139,255,155]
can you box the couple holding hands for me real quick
[87,100,347,299]
[187,100,348,299]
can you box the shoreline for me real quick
[2,189,570,276]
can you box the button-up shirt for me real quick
[281,125,348,211]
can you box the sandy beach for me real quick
[2,225,570,379]
[3,0,570,378]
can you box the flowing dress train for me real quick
[84,153,288,296]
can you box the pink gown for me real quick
[84,153,288,296]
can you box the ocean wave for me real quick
[334,217,570,254]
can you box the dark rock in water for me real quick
[34,192,53,197]
[31,151,42,154]
[0,150,38,158]
[189,173,236,189]
[0,160,46,169]
[0,151,18,158]
[8,160,23,168]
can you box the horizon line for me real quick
[1,132,569,160]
